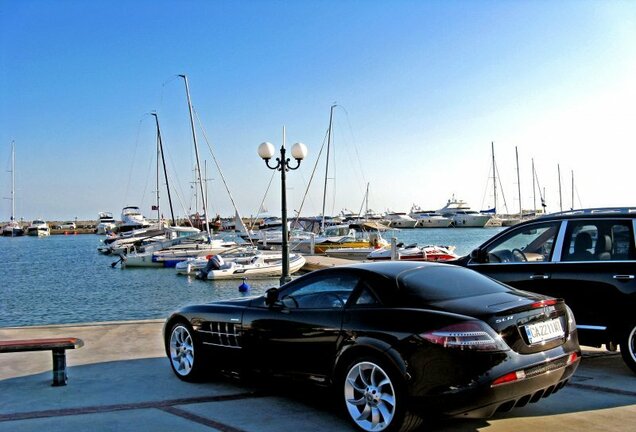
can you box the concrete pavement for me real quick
[0,320,634,431]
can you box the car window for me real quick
[484,222,560,263]
[280,273,360,309]
[562,220,636,262]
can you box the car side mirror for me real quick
[470,248,487,263]
[265,287,279,306]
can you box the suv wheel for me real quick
[620,324,636,374]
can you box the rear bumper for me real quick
[409,351,580,418]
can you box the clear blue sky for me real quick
[1,0,635,221]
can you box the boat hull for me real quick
[204,254,306,280]
[26,228,50,237]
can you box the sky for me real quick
[1,0,635,222]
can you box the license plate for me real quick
[524,318,564,344]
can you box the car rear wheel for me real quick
[341,356,421,432]
[620,324,636,374]
[167,322,205,382]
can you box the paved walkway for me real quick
[0,320,634,431]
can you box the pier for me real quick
[1,320,634,431]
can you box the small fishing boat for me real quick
[196,253,306,280]
[26,220,50,237]
[367,243,458,262]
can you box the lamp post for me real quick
[258,128,307,286]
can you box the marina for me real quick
[0,228,503,328]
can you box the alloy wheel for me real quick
[169,325,195,376]
[344,361,397,431]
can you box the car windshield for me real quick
[398,265,508,302]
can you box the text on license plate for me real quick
[524,318,564,344]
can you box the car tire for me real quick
[340,356,421,432]
[166,321,205,382]
[620,324,636,374]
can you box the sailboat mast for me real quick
[571,170,574,211]
[156,123,160,223]
[558,164,563,212]
[180,74,210,238]
[321,104,336,232]
[365,182,369,218]
[491,142,497,213]
[152,112,175,225]
[532,158,537,215]
[10,141,15,221]
[516,146,521,219]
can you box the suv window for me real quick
[484,221,560,263]
[563,220,636,262]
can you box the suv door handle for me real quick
[613,275,635,280]
[530,274,550,280]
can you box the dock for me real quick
[301,255,359,271]
[0,320,634,431]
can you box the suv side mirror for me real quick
[265,287,279,306]
[470,248,487,263]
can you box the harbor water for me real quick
[0,227,504,328]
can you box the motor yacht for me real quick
[26,219,50,236]
[437,197,492,228]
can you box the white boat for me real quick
[120,239,238,268]
[119,206,151,233]
[26,220,50,237]
[99,225,201,255]
[2,142,24,237]
[437,197,492,228]
[197,253,306,280]
[175,247,262,275]
[117,227,238,268]
[2,220,24,237]
[384,211,418,229]
[96,212,117,234]
[409,205,452,228]
[367,244,458,262]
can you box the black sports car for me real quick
[164,262,580,432]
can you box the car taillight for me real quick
[530,299,558,308]
[420,321,509,352]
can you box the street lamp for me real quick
[258,129,308,286]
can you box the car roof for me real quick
[536,207,636,222]
[336,260,449,278]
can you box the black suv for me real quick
[452,208,636,373]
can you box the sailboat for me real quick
[2,141,24,237]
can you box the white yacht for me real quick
[437,197,492,228]
[96,212,117,234]
[384,211,418,229]
[119,206,151,233]
[26,219,50,236]
[409,205,452,228]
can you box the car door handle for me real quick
[530,274,550,280]
[613,275,635,280]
